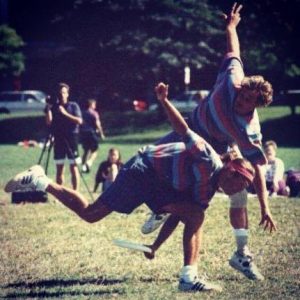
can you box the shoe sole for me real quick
[229,259,264,281]
[4,165,45,193]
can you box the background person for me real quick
[94,148,123,193]
[5,82,259,293]
[81,99,105,173]
[142,3,276,281]
[45,82,82,190]
[264,140,289,197]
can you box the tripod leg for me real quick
[38,134,51,165]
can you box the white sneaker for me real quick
[5,165,49,193]
[229,251,264,280]
[178,276,222,292]
[141,212,170,234]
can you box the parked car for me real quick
[0,90,47,113]
[149,90,210,113]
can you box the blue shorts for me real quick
[54,133,80,164]
[98,153,193,214]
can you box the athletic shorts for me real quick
[98,153,193,214]
[53,134,80,164]
[81,131,99,152]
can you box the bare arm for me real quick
[96,118,105,139]
[253,163,277,232]
[144,215,180,260]
[155,83,188,136]
[45,105,53,126]
[223,3,242,57]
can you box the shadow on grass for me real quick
[3,276,126,298]
[4,276,125,288]
[4,289,124,298]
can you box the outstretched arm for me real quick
[144,215,180,260]
[223,3,242,57]
[155,83,189,136]
[253,163,277,233]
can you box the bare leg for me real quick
[181,213,204,266]
[82,149,90,166]
[70,164,80,191]
[87,150,97,168]
[230,208,248,229]
[56,164,65,185]
[154,202,205,267]
[46,182,112,223]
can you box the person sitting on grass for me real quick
[93,147,123,193]
[264,140,290,197]
[5,82,259,293]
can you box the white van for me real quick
[0,90,47,113]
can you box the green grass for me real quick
[0,107,300,298]
[1,130,300,299]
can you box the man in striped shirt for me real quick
[142,3,276,281]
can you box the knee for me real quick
[78,210,98,223]
[230,189,248,208]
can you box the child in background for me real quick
[264,140,290,197]
[93,148,123,192]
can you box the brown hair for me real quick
[108,147,122,163]
[58,82,70,92]
[241,76,273,107]
[264,140,277,150]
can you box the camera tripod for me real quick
[39,133,95,202]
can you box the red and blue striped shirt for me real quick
[143,129,222,210]
[190,52,266,165]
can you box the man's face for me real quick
[58,87,69,104]
[234,88,258,115]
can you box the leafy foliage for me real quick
[0,25,25,77]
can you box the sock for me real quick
[35,175,52,192]
[233,228,250,256]
[180,265,198,283]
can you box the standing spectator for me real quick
[81,99,105,173]
[264,140,289,196]
[94,148,123,193]
[45,82,82,190]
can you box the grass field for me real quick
[0,107,300,299]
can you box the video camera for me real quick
[46,95,59,106]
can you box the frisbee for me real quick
[113,239,152,253]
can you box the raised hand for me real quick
[155,82,169,102]
[222,2,243,29]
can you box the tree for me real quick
[44,0,224,104]
[0,25,25,78]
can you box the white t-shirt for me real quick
[265,157,285,183]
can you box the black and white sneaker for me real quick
[5,165,48,193]
[178,277,222,292]
[229,251,264,280]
